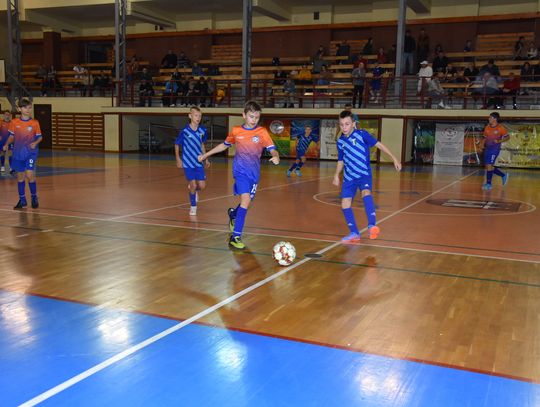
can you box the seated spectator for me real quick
[432,51,449,73]
[353,53,369,69]
[81,70,93,96]
[215,87,226,106]
[171,68,182,81]
[417,60,433,93]
[369,63,383,103]
[93,71,110,95]
[138,79,154,107]
[162,75,179,106]
[312,55,328,74]
[316,64,332,87]
[191,62,204,77]
[194,76,209,106]
[314,45,325,60]
[185,77,197,105]
[36,65,47,79]
[521,61,534,81]
[527,42,538,60]
[363,38,374,55]
[41,65,58,96]
[480,59,500,78]
[386,44,396,64]
[427,72,449,109]
[514,36,527,60]
[336,40,351,63]
[282,76,296,108]
[464,62,479,81]
[475,72,502,109]
[206,78,216,106]
[454,68,470,84]
[127,56,139,84]
[433,44,443,59]
[376,47,387,64]
[273,68,287,85]
[73,64,85,79]
[444,63,457,81]
[351,62,366,108]
[177,77,189,106]
[177,51,191,68]
[161,50,178,69]
[296,64,313,84]
[463,40,474,62]
[503,72,520,109]
[139,67,152,82]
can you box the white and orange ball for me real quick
[272,241,296,266]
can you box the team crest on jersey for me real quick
[252,136,260,143]
[27,126,33,131]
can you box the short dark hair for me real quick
[339,110,354,120]
[489,112,500,121]
[244,100,262,114]
[488,59,495,64]
[18,98,32,108]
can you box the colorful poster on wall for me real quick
[415,120,540,168]
[358,119,380,162]
[320,119,339,159]
[499,123,540,167]
[434,123,465,165]
[290,119,320,158]
[263,118,291,157]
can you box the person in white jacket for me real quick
[417,60,433,93]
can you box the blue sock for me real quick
[29,182,37,197]
[342,208,359,234]
[493,168,505,178]
[189,192,196,206]
[289,163,297,171]
[18,182,26,200]
[297,161,304,168]
[233,206,248,237]
[486,170,494,184]
[0,155,4,166]
[362,195,376,227]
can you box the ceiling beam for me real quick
[23,10,81,34]
[253,0,290,22]
[408,0,431,14]
[127,2,177,29]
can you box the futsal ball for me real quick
[272,241,296,266]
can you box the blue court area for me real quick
[2,291,539,406]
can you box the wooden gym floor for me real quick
[0,150,539,406]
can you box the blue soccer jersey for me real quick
[175,125,208,169]
[337,129,378,181]
[296,133,318,154]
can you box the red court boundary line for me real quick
[5,289,539,386]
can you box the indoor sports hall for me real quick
[1,1,540,406]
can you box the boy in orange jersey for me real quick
[482,112,509,191]
[198,101,279,249]
[2,99,43,208]
[0,110,13,173]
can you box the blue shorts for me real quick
[183,167,206,181]
[341,176,372,199]
[234,175,258,199]
[484,147,500,165]
[296,149,306,160]
[11,155,38,172]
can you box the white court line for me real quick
[359,242,540,264]
[18,170,478,406]
[109,176,331,221]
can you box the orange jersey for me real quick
[225,125,276,181]
[8,117,42,160]
[0,120,10,145]
[483,124,507,148]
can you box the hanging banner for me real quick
[434,123,465,165]
[291,119,320,158]
[320,119,339,159]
